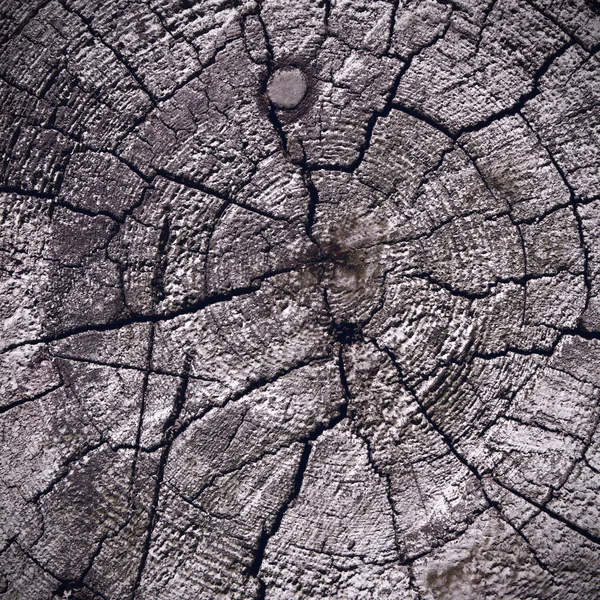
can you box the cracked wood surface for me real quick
[1,0,600,598]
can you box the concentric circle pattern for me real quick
[1,1,600,599]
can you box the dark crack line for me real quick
[491,502,559,583]
[302,169,322,251]
[520,111,593,319]
[400,266,579,302]
[249,345,349,599]
[522,0,595,50]
[130,354,191,600]
[455,39,577,136]
[4,4,598,597]
[48,351,219,382]
[347,420,403,560]
[502,413,587,444]
[373,339,600,549]
[127,353,332,455]
[114,33,244,151]
[0,0,54,47]
[255,0,289,155]
[52,196,121,224]
[305,20,453,174]
[128,323,155,509]
[30,440,106,504]
[156,168,292,223]
[150,212,170,305]
[0,382,63,415]
[494,478,600,546]
[372,339,491,490]
[248,441,310,600]
[383,0,401,56]
[16,543,109,600]
[0,272,288,355]
[0,186,55,200]
[58,0,159,107]
[390,102,456,140]
[458,143,530,321]
[53,511,135,599]
[391,39,578,141]
[413,329,568,388]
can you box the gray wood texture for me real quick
[1,0,600,598]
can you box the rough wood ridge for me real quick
[1,0,600,598]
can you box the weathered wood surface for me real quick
[1,0,600,598]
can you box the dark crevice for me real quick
[303,169,321,249]
[0,382,63,415]
[373,339,600,549]
[54,512,134,600]
[322,0,331,31]
[130,355,191,600]
[155,168,228,201]
[17,543,109,600]
[150,213,170,305]
[403,266,580,302]
[48,351,219,382]
[347,419,402,559]
[454,40,577,137]
[31,440,107,504]
[0,272,290,355]
[156,168,291,222]
[0,0,55,47]
[250,346,349,599]
[38,54,67,100]
[586,0,600,14]
[502,413,586,444]
[162,356,192,439]
[248,440,310,599]
[3,2,598,597]
[184,357,333,499]
[495,478,600,546]
[522,0,596,50]
[0,186,55,200]
[372,340,487,485]
[492,503,559,582]
[58,0,159,107]
[304,21,453,175]
[59,0,158,107]
[391,39,578,143]
[422,335,562,384]
[390,102,456,140]
[256,1,289,156]
[53,197,121,223]
[128,323,155,510]
[460,145,530,322]
[139,353,334,456]
[383,0,401,56]
[520,112,593,319]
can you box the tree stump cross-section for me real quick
[1,1,600,599]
